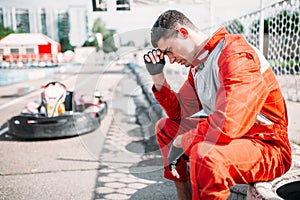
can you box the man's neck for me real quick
[191,31,209,61]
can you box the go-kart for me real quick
[8,81,107,139]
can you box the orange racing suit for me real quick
[153,27,292,199]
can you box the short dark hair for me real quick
[151,10,197,47]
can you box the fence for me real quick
[207,0,300,102]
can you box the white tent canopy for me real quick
[0,33,59,46]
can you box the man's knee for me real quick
[155,117,182,147]
[155,117,181,134]
[155,117,169,133]
[189,142,223,169]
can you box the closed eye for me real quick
[164,47,172,54]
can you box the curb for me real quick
[125,63,162,152]
[0,67,56,86]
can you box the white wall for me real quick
[69,6,88,46]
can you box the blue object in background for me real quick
[0,70,29,86]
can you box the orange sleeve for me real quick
[153,70,202,120]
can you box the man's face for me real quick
[157,34,195,67]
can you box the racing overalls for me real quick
[153,27,292,199]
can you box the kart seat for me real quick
[42,82,67,117]
[64,91,76,111]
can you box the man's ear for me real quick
[178,27,189,39]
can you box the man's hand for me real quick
[168,144,184,170]
[143,49,165,75]
[168,146,189,179]
[168,135,189,178]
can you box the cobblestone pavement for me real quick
[92,73,177,200]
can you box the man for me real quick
[143,10,292,200]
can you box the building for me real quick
[0,0,214,49]
[0,33,61,67]
[0,0,278,50]
[0,2,89,48]
[69,6,89,47]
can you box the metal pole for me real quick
[210,0,214,34]
[259,0,264,53]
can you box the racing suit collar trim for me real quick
[191,27,228,68]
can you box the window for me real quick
[0,8,3,25]
[0,48,4,55]
[25,48,35,54]
[41,9,47,35]
[15,8,30,33]
[10,48,19,54]
[57,11,69,40]
[116,0,130,11]
[92,0,108,11]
